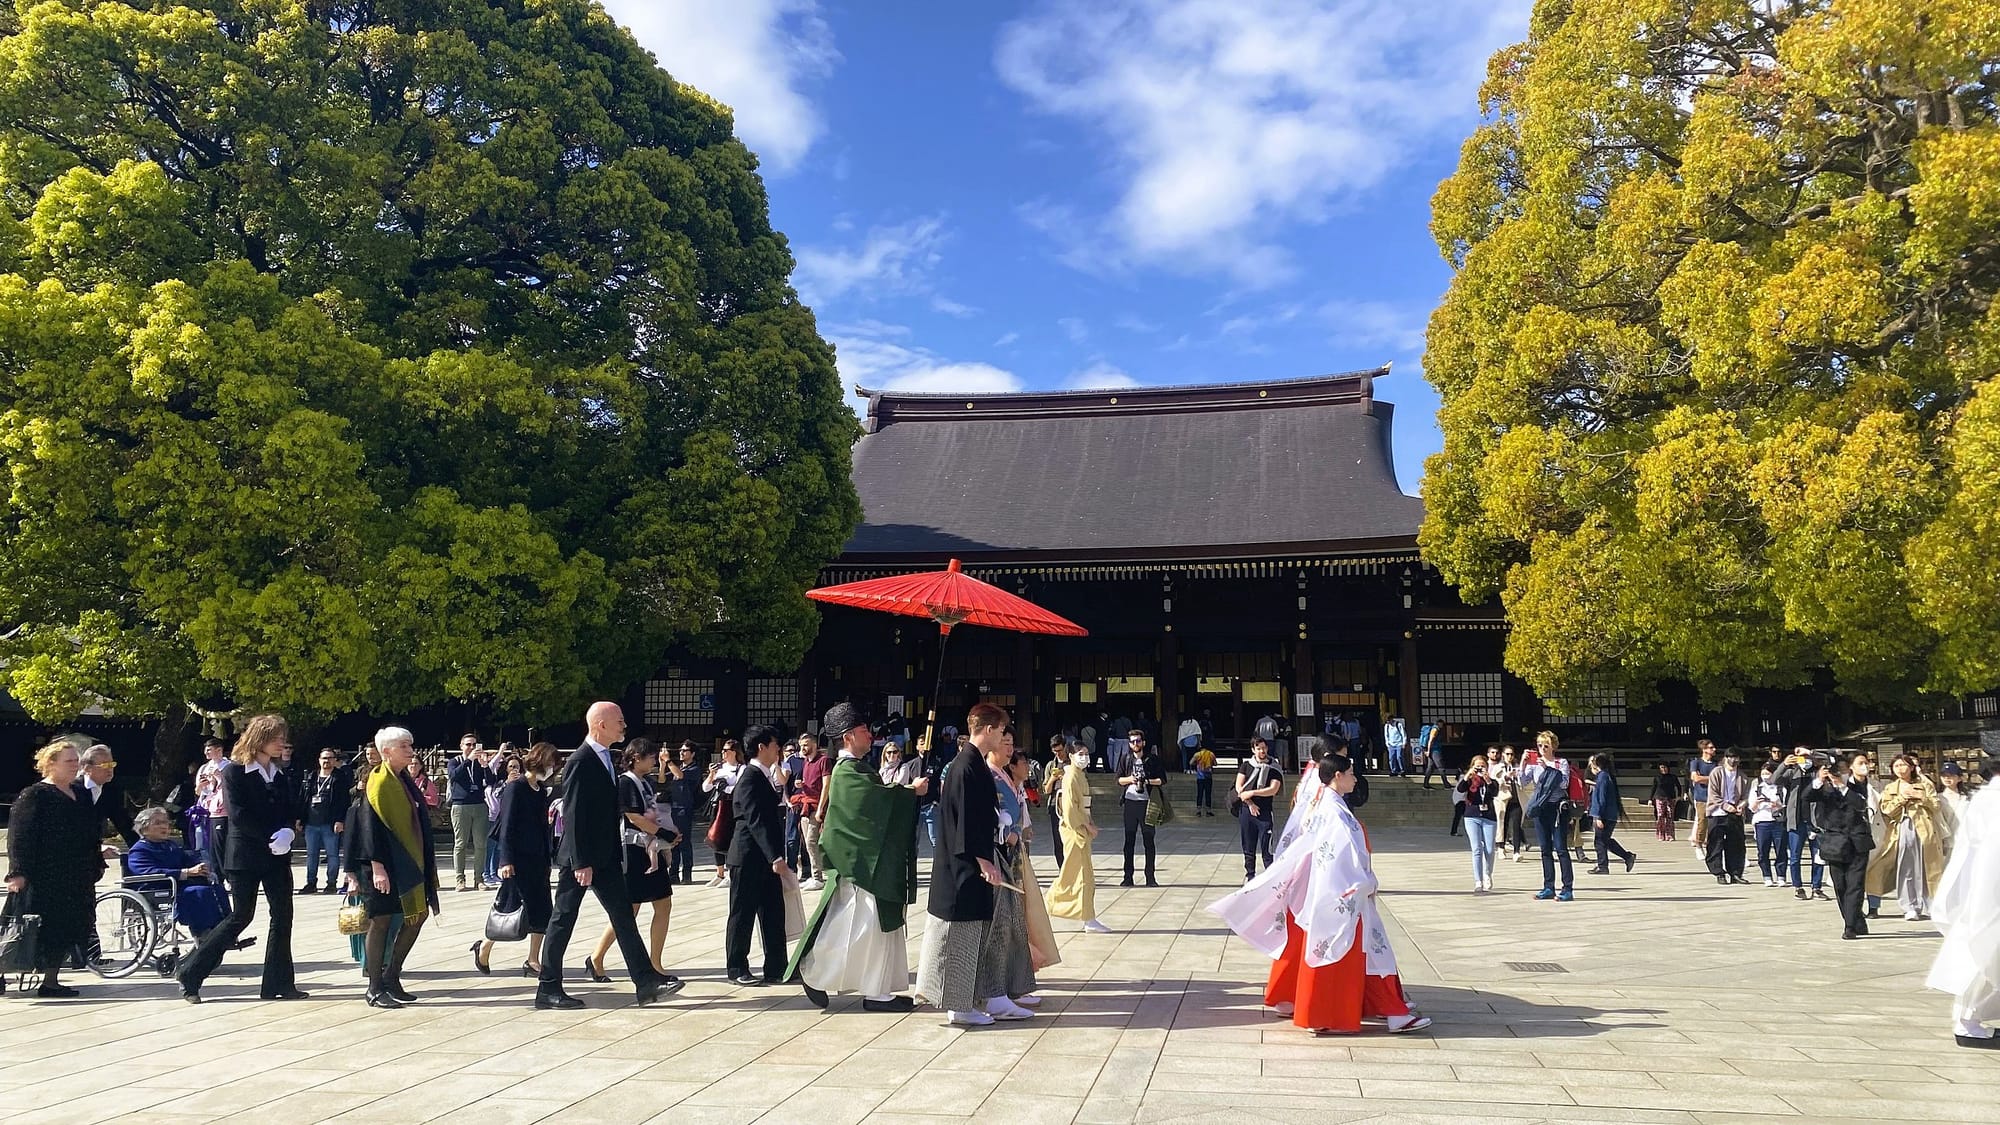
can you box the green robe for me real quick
[786,757,920,977]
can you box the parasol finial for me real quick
[947,558,962,574]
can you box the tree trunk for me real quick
[146,708,193,804]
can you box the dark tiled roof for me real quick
[843,368,1424,560]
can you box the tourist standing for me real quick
[584,739,678,982]
[1384,718,1408,777]
[1212,752,1432,1036]
[1926,754,2000,1049]
[1493,745,1524,856]
[1867,755,1945,921]
[1704,749,1750,885]
[915,710,1003,1025]
[1586,753,1635,875]
[789,702,926,1013]
[1751,762,1789,886]
[702,741,744,888]
[725,726,792,986]
[302,748,351,894]
[353,726,441,1009]
[663,743,701,885]
[1777,747,1827,901]
[1048,744,1108,934]
[1688,740,1718,853]
[4,742,104,998]
[1939,762,1972,858]
[1038,738,1068,867]
[1189,742,1216,816]
[1237,739,1284,882]
[1812,752,1877,939]
[475,741,556,978]
[1457,754,1498,892]
[445,734,490,893]
[1118,730,1162,887]
[535,701,682,1010]
[798,734,834,893]
[1522,732,1575,901]
[1648,762,1681,842]
[174,714,304,1003]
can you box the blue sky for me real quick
[600,0,1534,495]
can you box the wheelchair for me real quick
[87,856,212,979]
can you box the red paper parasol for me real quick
[806,558,1086,754]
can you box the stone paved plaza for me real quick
[2,802,1994,1124]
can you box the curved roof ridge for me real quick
[855,364,1390,404]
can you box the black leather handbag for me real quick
[484,878,526,942]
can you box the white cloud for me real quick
[601,0,837,173]
[828,322,1022,414]
[1066,361,1141,390]
[931,296,979,318]
[993,331,1022,347]
[996,0,1531,285]
[1321,298,1429,353]
[792,216,950,306]
[1058,316,1090,343]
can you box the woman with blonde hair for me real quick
[174,714,306,1003]
[4,741,105,997]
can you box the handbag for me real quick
[485,879,526,943]
[0,893,41,974]
[780,869,806,943]
[336,894,370,937]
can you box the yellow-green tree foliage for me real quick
[1425,0,2000,707]
[0,1,860,725]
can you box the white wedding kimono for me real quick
[1210,772,1399,976]
[1927,782,2000,1031]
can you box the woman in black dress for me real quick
[474,741,557,976]
[5,741,105,997]
[584,738,677,981]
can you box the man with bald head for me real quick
[533,701,684,1009]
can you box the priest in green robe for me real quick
[788,702,927,1012]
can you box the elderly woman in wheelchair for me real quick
[122,807,247,973]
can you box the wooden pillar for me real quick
[1160,628,1181,769]
[1015,632,1036,752]
[1399,632,1420,725]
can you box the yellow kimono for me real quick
[1046,761,1097,922]
[1867,778,1947,900]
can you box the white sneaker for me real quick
[1905,910,1922,922]
[983,996,1034,1020]
[1083,920,1112,934]
[948,1009,995,1026]
[703,876,726,888]
[800,878,825,891]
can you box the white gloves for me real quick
[268,827,296,855]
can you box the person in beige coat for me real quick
[1046,754,1110,933]
[1867,755,1947,920]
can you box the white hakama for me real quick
[799,881,909,999]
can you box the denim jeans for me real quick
[1755,820,1788,879]
[1535,809,1573,892]
[304,824,341,889]
[918,803,938,850]
[484,822,502,883]
[1193,775,1213,810]
[1388,744,1407,775]
[1465,816,1496,884]
[1786,828,1823,889]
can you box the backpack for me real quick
[1525,764,1569,818]
[1566,764,1586,806]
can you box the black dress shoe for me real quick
[384,982,416,1003]
[1585,867,1609,875]
[1623,855,1636,873]
[862,995,915,1013]
[534,990,585,1010]
[728,972,765,987]
[36,983,80,999]
[1841,930,1858,940]
[1955,1033,2000,1049]
[229,937,258,952]
[1146,880,1161,888]
[583,955,612,983]
[1119,879,1134,887]
[635,973,684,1006]
[366,990,403,1009]
[262,989,311,1000]
[802,982,829,1009]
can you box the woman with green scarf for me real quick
[354,725,441,1009]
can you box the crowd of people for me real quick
[7,710,1995,1051]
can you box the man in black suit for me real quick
[535,700,685,1009]
[725,725,792,986]
[77,744,139,847]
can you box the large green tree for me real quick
[0,1,859,749]
[1424,0,2000,709]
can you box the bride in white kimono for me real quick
[1927,757,2000,1049]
